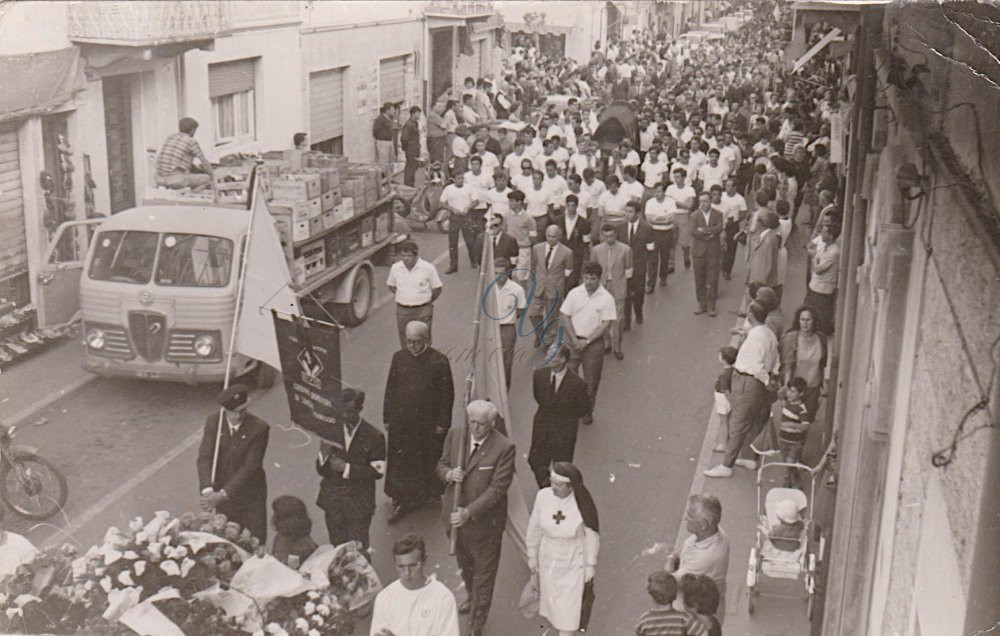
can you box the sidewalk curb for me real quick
[5,372,98,428]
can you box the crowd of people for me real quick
[179,1,852,634]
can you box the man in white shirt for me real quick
[560,261,616,426]
[450,125,471,176]
[371,534,460,636]
[644,180,678,288]
[387,240,444,346]
[504,138,530,177]
[440,171,482,274]
[704,301,780,478]
[511,158,535,194]
[542,160,569,214]
[698,148,729,193]
[569,143,596,177]
[484,169,513,219]
[719,177,748,280]
[489,257,527,390]
[718,131,742,176]
[580,168,606,221]
[532,138,560,173]
[641,146,668,189]
[525,170,554,238]
[551,137,571,172]
[597,176,630,242]
[620,166,646,205]
[666,167,697,270]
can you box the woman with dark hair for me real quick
[270,495,318,568]
[526,462,599,635]
[780,305,828,417]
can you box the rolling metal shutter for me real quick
[310,68,345,143]
[208,58,256,99]
[379,56,406,106]
[0,123,27,281]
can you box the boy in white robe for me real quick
[371,534,459,636]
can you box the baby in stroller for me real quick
[770,499,805,552]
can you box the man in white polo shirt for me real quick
[560,260,616,426]
[387,240,444,348]
[644,180,678,290]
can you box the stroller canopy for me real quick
[592,101,639,150]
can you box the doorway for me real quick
[103,75,136,213]
[430,28,454,106]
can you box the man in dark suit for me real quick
[622,201,656,330]
[554,193,592,289]
[527,346,591,487]
[315,388,386,552]
[472,212,519,269]
[691,192,726,316]
[437,400,515,636]
[197,384,269,541]
[529,225,574,347]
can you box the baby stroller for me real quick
[745,459,825,619]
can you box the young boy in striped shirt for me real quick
[778,377,811,487]
[634,572,706,636]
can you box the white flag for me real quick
[234,174,300,370]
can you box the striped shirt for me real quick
[783,131,806,157]
[634,607,707,636]
[780,399,810,433]
[156,132,207,177]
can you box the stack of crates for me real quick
[212,165,272,204]
[271,173,322,241]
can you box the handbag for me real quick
[518,572,540,618]
[579,578,596,631]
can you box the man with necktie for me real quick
[197,384,270,541]
[622,201,656,330]
[590,225,634,359]
[527,346,591,487]
[529,225,574,348]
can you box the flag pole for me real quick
[210,165,261,486]
[450,227,494,555]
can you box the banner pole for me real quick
[210,166,260,486]
[450,227,494,555]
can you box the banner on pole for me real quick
[272,313,344,446]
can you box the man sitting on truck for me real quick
[155,117,214,192]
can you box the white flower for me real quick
[135,530,149,545]
[148,542,163,559]
[84,580,94,592]
[128,517,144,533]
[311,614,324,626]
[294,617,309,632]
[99,576,112,593]
[104,549,123,566]
[304,601,316,615]
[180,557,196,577]
[265,623,289,636]
[308,630,321,636]
[118,571,135,587]
[5,607,23,619]
[123,550,139,560]
[94,567,106,577]
[0,593,7,605]
[306,591,320,600]
[134,561,147,577]
[160,560,180,577]
[316,603,330,616]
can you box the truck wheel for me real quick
[336,267,373,327]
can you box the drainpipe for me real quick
[816,7,882,635]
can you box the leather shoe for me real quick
[708,309,717,317]
[457,599,471,614]
[659,277,667,287]
[444,266,458,275]
[636,315,643,324]
[387,503,409,524]
[693,307,707,315]
[614,351,624,360]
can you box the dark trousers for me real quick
[692,250,721,311]
[218,498,267,543]
[624,266,646,328]
[648,228,675,282]
[427,136,446,165]
[396,303,433,349]
[323,508,372,551]
[499,324,516,390]
[568,338,604,414]
[455,529,503,634]
[723,373,770,467]
[404,155,419,187]
[722,220,741,276]
[448,211,484,269]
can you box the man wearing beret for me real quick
[196,383,270,541]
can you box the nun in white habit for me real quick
[526,462,600,634]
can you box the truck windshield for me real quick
[88,230,159,284]
[155,234,234,287]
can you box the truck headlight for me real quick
[86,328,106,350]
[194,334,216,357]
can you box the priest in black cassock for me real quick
[383,320,455,523]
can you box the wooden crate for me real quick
[339,227,362,257]
[270,199,310,223]
[301,240,326,279]
[374,210,392,242]
[321,190,335,213]
[321,209,337,230]
[323,234,340,269]
[213,165,272,204]
[271,173,322,201]
[308,197,323,219]
[361,217,375,248]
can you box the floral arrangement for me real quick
[0,511,379,635]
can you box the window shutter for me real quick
[379,56,407,106]
[208,59,256,99]
[310,68,345,142]
[0,123,27,281]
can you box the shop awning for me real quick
[471,12,505,34]
[0,48,87,124]
[505,21,574,36]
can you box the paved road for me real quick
[5,224,744,634]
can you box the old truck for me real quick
[39,152,407,385]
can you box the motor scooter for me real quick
[390,162,450,234]
[0,422,68,520]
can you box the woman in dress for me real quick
[526,462,600,635]
[780,305,828,418]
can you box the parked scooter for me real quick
[0,422,68,520]
[390,162,450,234]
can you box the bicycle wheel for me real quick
[1,454,69,520]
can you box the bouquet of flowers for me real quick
[325,542,381,612]
[261,589,354,636]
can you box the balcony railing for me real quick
[68,1,231,46]
[424,1,495,18]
